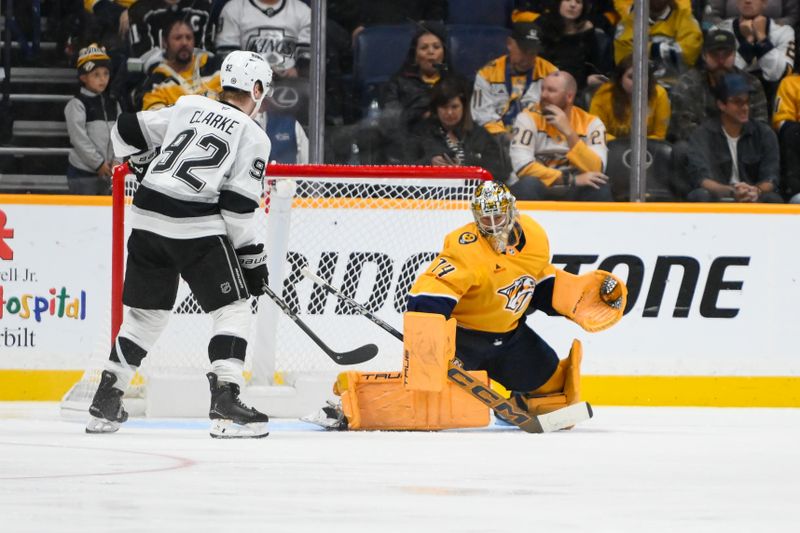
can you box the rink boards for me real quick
[0,194,799,406]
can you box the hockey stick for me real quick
[300,268,592,433]
[261,282,378,365]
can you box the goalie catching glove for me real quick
[552,269,627,332]
[236,243,268,296]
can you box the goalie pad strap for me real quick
[402,312,456,392]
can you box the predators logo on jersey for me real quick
[497,275,537,313]
[458,232,478,245]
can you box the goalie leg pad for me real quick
[335,370,489,430]
[402,312,457,392]
[522,339,583,416]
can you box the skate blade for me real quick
[210,419,269,439]
[85,416,121,434]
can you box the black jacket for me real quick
[407,118,511,182]
[686,116,780,188]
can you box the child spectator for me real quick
[64,44,121,195]
[589,54,671,140]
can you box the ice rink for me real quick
[1,403,797,533]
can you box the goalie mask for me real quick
[471,181,519,253]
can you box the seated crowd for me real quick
[62,0,799,202]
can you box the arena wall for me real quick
[1,195,798,407]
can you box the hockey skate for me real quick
[301,400,348,430]
[86,370,129,434]
[207,373,269,438]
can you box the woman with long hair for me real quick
[589,54,671,140]
[407,76,510,182]
[534,0,612,94]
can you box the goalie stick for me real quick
[300,268,592,432]
[261,282,378,365]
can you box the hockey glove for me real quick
[552,269,627,332]
[236,244,269,296]
[127,148,159,182]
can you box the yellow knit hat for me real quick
[77,43,111,75]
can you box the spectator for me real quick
[712,0,795,88]
[534,0,613,95]
[406,77,510,182]
[669,29,769,143]
[128,0,214,60]
[513,0,619,36]
[772,70,800,202]
[64,43,121,195]
[82,0,134,51]
[135,19,221,110]
[378,22,459,161]
[216,0,311,79]
[509,71,611,201]
[703,0,798,29]
[685,73,783,202]
[265,108,310,163]
[589,54,671,140]
[614,0,703,86]
[471,22,559,138]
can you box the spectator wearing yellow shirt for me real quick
[135,19,221,110]
[772,71,800,202]
[589,54,671,140]
[614,0,702,86]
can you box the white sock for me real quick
[211,358,244,387]
[103,360,135,392]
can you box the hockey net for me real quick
[61,164,490,417]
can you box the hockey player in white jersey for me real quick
[215,0,311,78]
[86,51,274,439]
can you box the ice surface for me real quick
[1,403,798,532]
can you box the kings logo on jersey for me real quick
[497,275,536,313]
[245,28,297,70]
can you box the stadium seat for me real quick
[353,24,415,103]
[447,25,511,82]
[447,0,513,27]
[606,139,677,202]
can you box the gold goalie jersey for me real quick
[408,214,555,334]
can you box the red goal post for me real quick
[66,163,492,418]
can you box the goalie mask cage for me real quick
[61,164,491,418]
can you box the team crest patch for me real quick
[220,282,232,294]
[497,275,537,313]
[458,232,478,245]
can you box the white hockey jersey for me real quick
[111,95,271,249]
[713,18,795,81]
[215,0,311,73]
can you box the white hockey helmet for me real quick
[220,51,274,116]
[471,181,519,253]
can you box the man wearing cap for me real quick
[670,28,769,144]
[64,43,121,195]
[471,22,559,138]
[669,29,769,199]
[685,73,782,202]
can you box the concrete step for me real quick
[0,173,68,193]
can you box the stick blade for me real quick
[533,401,593,433]
[330,343,379,365]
